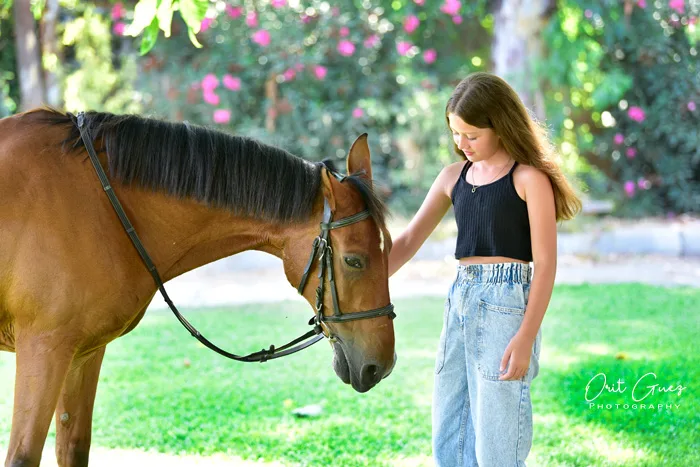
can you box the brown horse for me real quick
[0,108,396,467]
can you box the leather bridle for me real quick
[298,196,396,328]
[74,112,395,363]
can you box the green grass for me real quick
[1,284,698,466]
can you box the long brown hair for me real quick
[446,72,582,221]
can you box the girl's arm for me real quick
[388,162,462,277]
[518,166,558,342]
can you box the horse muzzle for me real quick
[332,341,396,393]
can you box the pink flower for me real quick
[283,68,296,81]
[340,26,350,37]
[624,181,636,197]
[223,74,241,91]
[364,34,379,48]
[213,109,231,124]
[226,5,243,19]
[337,40,355,56]
[626,147,637,158]
[201,74,219,91]
[628,106,646,122]
[271,0,287,8]
[637,0,647,8]
[397,41,413,56]
[331,7,340,16]
[294,63,304,71]
[614,133,625,145]
[314,65,328,80]
[404,15,420,34]
[440,0,461,16]
[111,2,125,21]
[252,29,271,47]
[688,101,697,111]
[584,9,593,18]
[203,90,220,106]
[423,49,437,64]
[637,178,652,190]
[352,107,364,118]
[452,15,463,24]
[200,17,213,33]
[669,0,685,14]
[246,11,258,28]
[414,0,425,4]
[113,22,126,36]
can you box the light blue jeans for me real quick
[433,263,542,467]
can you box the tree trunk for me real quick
[491,0,556,120]
[13,0,46,110]
[40,0,62,108]
[265,74,278,133]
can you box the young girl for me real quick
[388,72,581,466]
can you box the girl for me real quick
[388,72,581,466]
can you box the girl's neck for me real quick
[472,152,513,171]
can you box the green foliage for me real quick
[126,0,207,53]
[541,0,700,215]
[0,0,18,117]
[1,285,697,465]
[61,4,141,113]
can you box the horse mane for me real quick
[32,107,386,227]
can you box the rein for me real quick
[74,112,394,363]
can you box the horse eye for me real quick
[344,257,364,269]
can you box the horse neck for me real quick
[116,184,311,282]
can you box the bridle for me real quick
[74,112,395,363]
[298,195,396,329]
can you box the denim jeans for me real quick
[433,263,542,467]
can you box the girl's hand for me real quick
[499,333,533,381]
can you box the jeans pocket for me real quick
[476,300,525,381]
[435,297,451,375]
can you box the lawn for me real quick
[1,284,698,466]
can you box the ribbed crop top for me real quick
[451,161,532,262]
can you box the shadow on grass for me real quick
[528,283,698,466]
[531,354,697,466]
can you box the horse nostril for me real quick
[361,363,381,387]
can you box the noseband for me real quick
[75,112,395,363]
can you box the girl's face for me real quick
[448,113,502,162]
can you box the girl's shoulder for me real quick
[438,160,469,195]
[513,162,549,183]
[445,159,468,175]
[512,163,553,202]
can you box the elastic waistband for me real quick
[457,262,532,284]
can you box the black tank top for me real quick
[451,161,532,262]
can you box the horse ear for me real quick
[347,133,372,184]
[320,167,337,212]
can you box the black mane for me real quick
[37,108,386,226]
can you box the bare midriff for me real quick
[458,256,530,265]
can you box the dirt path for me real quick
[148,253,700,310]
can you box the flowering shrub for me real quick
[5,0,696,215]
[542,0,699,215]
